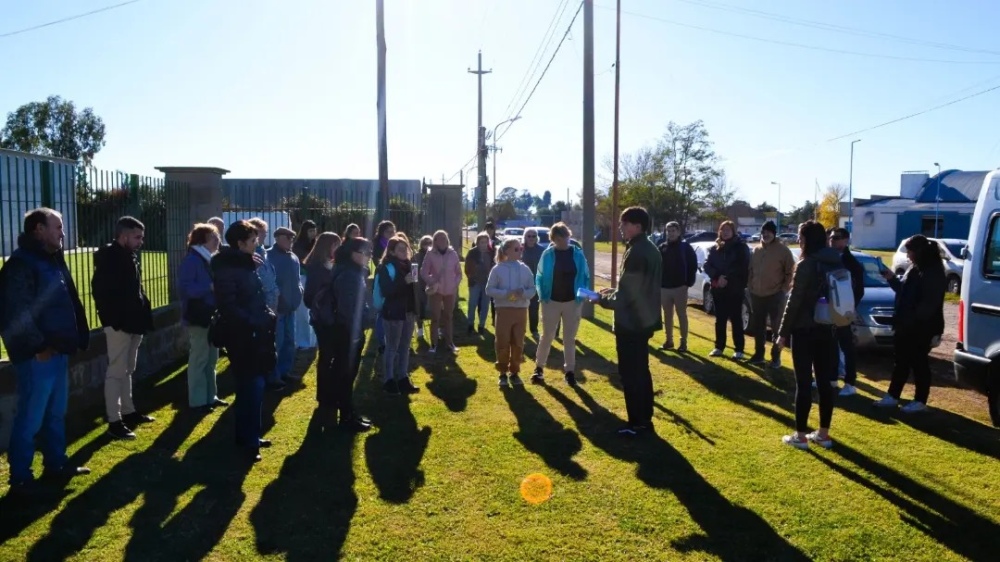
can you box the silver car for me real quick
[739,250,895,349]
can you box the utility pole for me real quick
[491,145,503,203]
[610,0,622,288]
[582,0,595,318]
[375,0,389,229]
[847,138,861,234]
[469,51,492,229]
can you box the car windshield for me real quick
[856,255,890,288]
[944,243,965,258]
[537,231,550,244]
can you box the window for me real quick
[921,216,944,237]
[984,214,1000,278]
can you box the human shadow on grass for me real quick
[26,385,254,562]
[261,350,316,435]
[545,384,809,561]
[812,441,1000,561]
[502,386,588,480]
[573,340,623,390]
[652,402,716,446]
[353,350,431,504]
[251,409,358,561]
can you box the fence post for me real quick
[39,160,54,209]
[128,173,141,218]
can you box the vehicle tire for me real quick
[742,297,751,332]
[703,287,715,315]
[947,275,961,295]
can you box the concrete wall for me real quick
[852,206,901,249]
[0,306,189,452]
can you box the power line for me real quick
[827,81,1000,142]
[496,1,585,143]
[445,152,478,184]
[499,0,572,121]
[671,0,1000,58]
[0,0,143,39]
[603,5,1000,65]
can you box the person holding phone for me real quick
[486,238,536,388]
[377,236,420,395]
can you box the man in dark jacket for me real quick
[657,221,697,352]
[599,207,662,437]
[829,227,865,396]
[266,227,302,388]
[704,223,750,359]
[92,216,154,440]
[329,238,376,431]
[0,208,91,494]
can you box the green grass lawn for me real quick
[0,282,997,560]
[0,250,169,360]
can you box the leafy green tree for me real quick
[1,96,106,165]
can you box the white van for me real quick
[222,211,292,247]
[954,169,1000,427]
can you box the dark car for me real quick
[684,231,718,244]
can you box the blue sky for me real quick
[2,0,1000,214]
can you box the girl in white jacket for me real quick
[486,238,536,387]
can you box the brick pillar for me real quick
[426,184,464,256]
[155,167,230,301]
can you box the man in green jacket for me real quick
[599,207,663,436]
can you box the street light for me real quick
[848,139,861,234]
[934,162,942,238]
[770,181,781,232]
[491,116,522,204]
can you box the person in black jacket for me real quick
[657,221,697,352]
[828,227,865,397]
[328,237,376,432]
[303,232,342,408]
[1,208,91,495]
[703,220,750,359]
[377,236,420,395]
[875,234,947,413]
[213,221,277,462]
[92,216,155,440]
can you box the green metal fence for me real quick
[222,182,427,244]
[1,148,190,359]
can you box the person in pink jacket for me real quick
[420,230,463,353]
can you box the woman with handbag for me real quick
[213,220,278,462]
[179,223,226,413]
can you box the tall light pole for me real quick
[770,181,782,232]
[610,0,622,288]
[490,116,521,204]
[848,139,861,234]
[934,162,942,238]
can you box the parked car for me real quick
[778,233,798,245]
[685,231,718,244]
[891,237,966,294]
[954,169,1000,426]
[500,227,524,242]
[750,233,761,243]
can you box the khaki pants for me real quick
[660,286,689,346]
[104,328,143,422]
[495,307,528,374]
[535,300,582,372]
[429,293,457,347]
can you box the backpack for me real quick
[814,261,856,327]
[372,263,396,312]
[310,269,342,328]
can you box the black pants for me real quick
[529,296,540,334]
[791,326,836,432]
[616,332,653,426]
[835,325,858,385]
[888,327,933,403]
[712,288,745,352]
[750,292,784,360]
[315,326,336,407]
[228,345,267,451]
[328,324,366,420]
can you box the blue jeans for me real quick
[8,354,70,484]
[383,315,415,382]
[467,284,489,328]
[375,314,386,347]
[235,373,265,449]
[270,313,296,383]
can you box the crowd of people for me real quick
[0,203,947,496]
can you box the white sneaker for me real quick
[782,434,808,450]
[839,384,857,397]
[732,352,746,360]
[428,346,437,354]
[901,401,928,413]
[709,348,723,357]
[873,394,899,408]
[449,344,459,354]
[806,431,833,449]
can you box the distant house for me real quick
[850,170,985,249]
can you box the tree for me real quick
[756,201,778,213]
[541,190,552,208]
[1,96,106,165]
[515,189,534,212]
[818,183,848,229]
[497,187,518,203]
[786,200,818,225]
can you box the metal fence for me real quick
[1,149,190,359]
[222,181,427,243]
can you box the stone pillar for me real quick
[155,167,230,301]
[426,184,464,256]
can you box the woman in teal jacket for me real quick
[531,222,591,386]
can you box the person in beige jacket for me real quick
[748,220,795,367]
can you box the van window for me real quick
[984,214,1000,279]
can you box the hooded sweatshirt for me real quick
[777,247,843,338]
[485,260,536,309]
